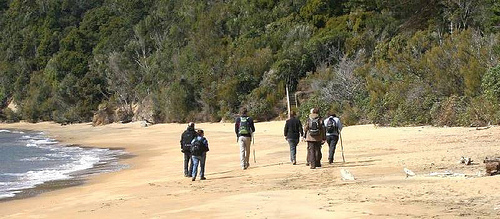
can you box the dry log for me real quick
[485,161,500,176]
[340,169,355,181]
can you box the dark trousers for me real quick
[287,138,299,162]
[307,141,322,168]
[184,152,193,176]
[326,135,339,162]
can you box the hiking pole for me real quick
[252,133,256,163]
[253,149,256,163]
[340,131,345,163]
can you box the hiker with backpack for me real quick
[324,112,343,164]
[284,110,304,165]
[235,107,255,170]
[190,129,209,181]
[303,108,326,169]
[180,122,197,177]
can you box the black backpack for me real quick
[326,117,338,134]
[308,117,321,136]
[190,137,204,156]
[181,130,197,152]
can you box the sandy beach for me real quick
[0,121,499,218]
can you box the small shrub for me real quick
[2,108,19,123]
[431,96,469,126]
[482,64,500,101]
[341,102,360,126]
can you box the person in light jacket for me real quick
[323,112,343,164]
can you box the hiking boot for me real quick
[192,177,195,181]
[306,163,310,166]
[200,177,206,180]
[292,160,296,165]
[310,166,316,169]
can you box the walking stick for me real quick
[252,132,256,163]
[340,131,345,163]
[253,149,256,163]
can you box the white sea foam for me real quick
[28,138,58,145]
[26,143,38,147]
[45,153,71,158]
[0,153,102,198]
[0,193,16,199]
[0,129,25,134]
[0,132,128,200]
[19,157,53,162]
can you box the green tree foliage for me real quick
[0,0,499,126]
[482,64,500,102]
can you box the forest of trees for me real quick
[0,0,499,126]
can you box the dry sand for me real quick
[0,121,499,218]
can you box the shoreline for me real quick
[0,127,132,202]
[0,121,499,218]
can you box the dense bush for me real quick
[482,64,500,102]
[0,0,499,127]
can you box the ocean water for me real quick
[0,129,128,200]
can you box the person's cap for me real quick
[188,122,195,127]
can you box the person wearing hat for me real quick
[180,122,197,177]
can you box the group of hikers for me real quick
[180,107,342,181]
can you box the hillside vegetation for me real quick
[0,0,499,126]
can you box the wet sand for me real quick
[0,121,499,218]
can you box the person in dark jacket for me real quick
[303,108,326,169]
[235,107,255,170]
[284,111,304,165]
[191,129,209,181]
[180,122,197,177]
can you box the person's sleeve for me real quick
[299,120,304,137]
[205,139,209,152]
[303,119,308,136]
[284,121,288,137]
[250,118,256,132]
[235,118,239,135]
[180,133,184,148]
[321,119,326,140]
[339,119,343,132]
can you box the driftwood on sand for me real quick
[340,169,355,181]
[404,168,416,177]
[484,157,500,176]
